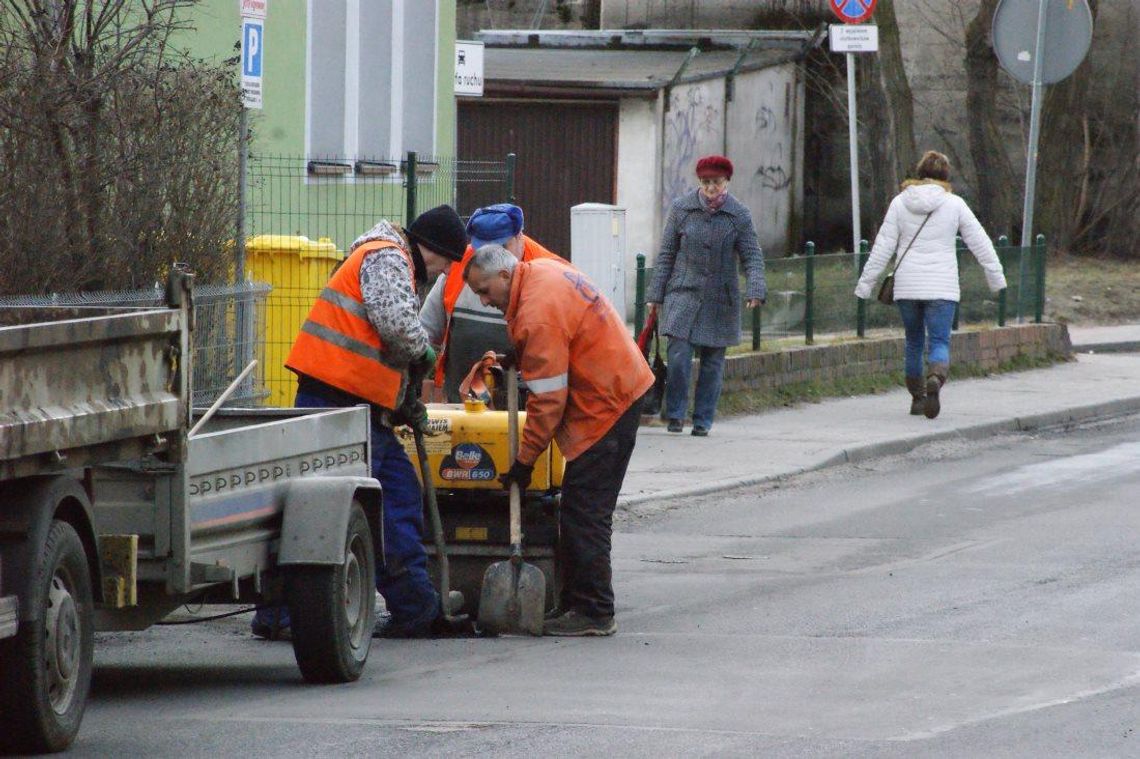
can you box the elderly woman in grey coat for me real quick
[646,155,766,436]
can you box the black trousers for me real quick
[558,401,641,618]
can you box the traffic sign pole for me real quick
[846,52,860,256]
[829,1,876,257]
[1020,0,1048,256]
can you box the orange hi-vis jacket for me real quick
[434,235,562,388]
[506,259,654,464]
[285,240,414,410]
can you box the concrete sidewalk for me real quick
[620,325,1140,506]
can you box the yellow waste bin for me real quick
[245,235,344,406]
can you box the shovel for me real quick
[413,424,466,625]
[477,367,546,636]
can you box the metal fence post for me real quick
[996,235,1008,326]
[805,241,815,345]
[752,301,762,351]
[405,151,418,225]
[856,239,869,338]
[634,253,646,336]
[505,152,517,204]
[1035,233,1046,323]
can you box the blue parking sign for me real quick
[242,20,263,77]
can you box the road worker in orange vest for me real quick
[253,205,469,641]
[419,203,564,402]
[464,245,654,637]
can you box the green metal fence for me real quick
[245,153,515,254]
[633,235,1048,349]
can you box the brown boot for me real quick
[905,376,926,416]
[924,363,948,419]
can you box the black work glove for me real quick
[499,460,534,492]
[393,397,429,432]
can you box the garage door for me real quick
[458,99,618,260]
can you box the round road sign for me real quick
[993,0,1093,85]
[830,0,877,25]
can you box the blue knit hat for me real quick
[466,204,524,249]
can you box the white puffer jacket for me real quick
[855,180,1007,302]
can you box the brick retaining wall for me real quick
[718,324,1073,393]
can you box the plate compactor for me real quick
[398,391,564,626]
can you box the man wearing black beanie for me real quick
[254,206,468,642]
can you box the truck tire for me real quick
[0,520,94,754]
[286,501,375,684]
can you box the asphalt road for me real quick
[73,417,1140,757]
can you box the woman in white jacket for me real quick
[855,151,1007,419]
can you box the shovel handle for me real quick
[507,367,519,462]
[507,367,523,548]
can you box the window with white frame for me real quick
[306,0,438,172]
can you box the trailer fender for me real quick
[0,476,100,619]
[278,477,383,566]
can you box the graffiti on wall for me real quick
[662,83,723,216]
[725,71,797,255]
[749,96,791,193]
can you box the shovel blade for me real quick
[477,559,546,636]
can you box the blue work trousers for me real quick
[665,337,727,430]
[896,299,957,378]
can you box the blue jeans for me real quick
[255,390,439,635]
[665,337,727,430]
[896,299,957,378]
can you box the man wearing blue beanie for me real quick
[420,203,566,401]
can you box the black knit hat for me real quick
[407,205,468,262]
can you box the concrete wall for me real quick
[616,96,663,310]
[662,79,727,216]
[717,324,1073,395]
[601,0,766,29]
[726,63,801,256]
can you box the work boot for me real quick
[924,363,948,419]
[905,376,926,416]
[251,606,291,641]
[373,591,465,639]
[543,610,617,637]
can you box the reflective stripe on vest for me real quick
[285,239,414,409]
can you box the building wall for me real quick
[662,79,727,215]
[726,64,800,256]
[184,0,456,160]
[616,96,662,308]
[601,0,767,29]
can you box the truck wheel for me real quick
[286,501,375,684]
[0,520,94,754]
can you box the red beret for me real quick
[696,155,733,180]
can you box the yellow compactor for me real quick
[398,397,565,615]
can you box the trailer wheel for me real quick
[286,501,375,683]
[0,520,94,754]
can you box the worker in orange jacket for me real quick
[420,203,564,401]
[465,245,654,637]
[253,206,468,641]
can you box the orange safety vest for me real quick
[285,240,415,410]
[506,259,654,464]
[434,235,563,387]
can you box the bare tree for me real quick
[0,0,241,294]
[964,0,1019,240]
[859,0,916,237]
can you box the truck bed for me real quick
[0,305,189,480]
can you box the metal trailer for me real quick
[0,273,382,754]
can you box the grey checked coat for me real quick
[647,190,766,347]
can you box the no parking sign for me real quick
[830,0,877,24]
